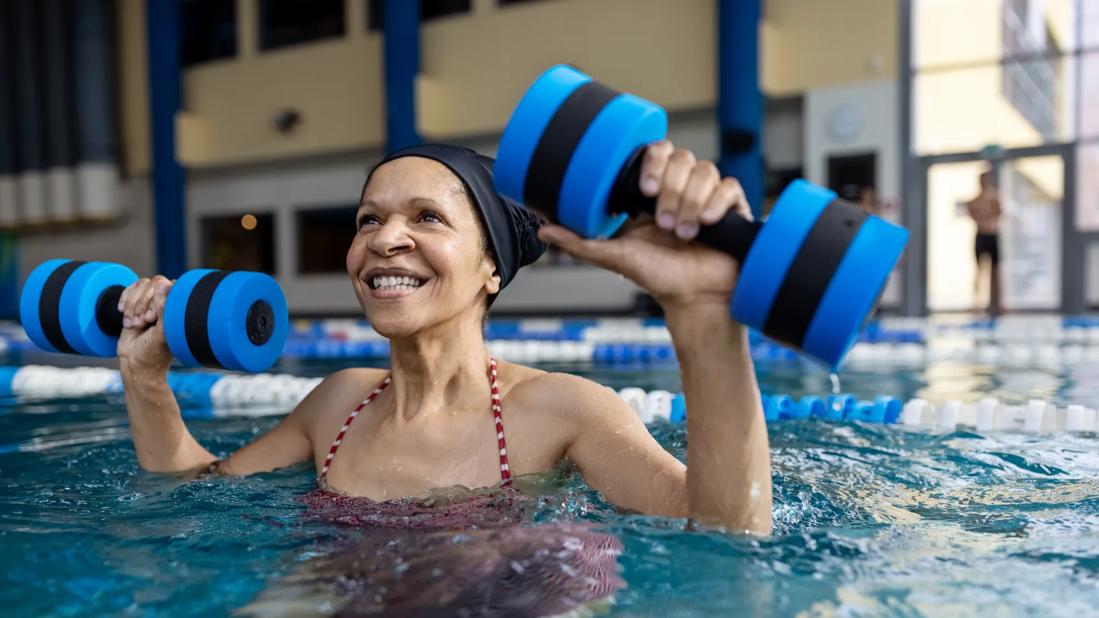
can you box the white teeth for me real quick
[371,275,424,291]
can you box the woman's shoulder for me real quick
[290,367,391,428]
[324,366,391,390]
[500,361,622,416]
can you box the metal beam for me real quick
[382,0,421,152]
[716,0,762,216]
[898,0,925,315]
[146,0,186,278]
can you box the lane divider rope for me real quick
[1,365,1095,434]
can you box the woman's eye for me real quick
[357,214,380,228]
[418,211,443,223]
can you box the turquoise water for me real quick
[2,357,1099,616]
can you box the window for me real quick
[1083,52,1099,139]
[181,0,236,66]
[260,0,345,51]
[201,213,276,273]
[1077,142,1099,231]
[297,206,356,274]
[912,0,1085,155]
[914,57,1076,155]
[1001,0,1057,137]
[828,153,876,204]
[1085,0,1099,48]
[366,0,471,31]
[914,0,1076,69]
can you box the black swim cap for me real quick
[366,144,547,301]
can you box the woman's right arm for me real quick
[120,356,220,473]
[117,275,315,475]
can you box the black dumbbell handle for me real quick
[608,147,761,263]
[95,285,125,338]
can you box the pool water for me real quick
[2,357,1098,616]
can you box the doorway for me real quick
[921,145,1078,313]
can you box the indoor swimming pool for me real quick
[1,318,1098,616]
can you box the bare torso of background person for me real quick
[966,171,1003,316]
[967,188,1002,234]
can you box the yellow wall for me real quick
[117,0,151,175]
[178,0,383,168]
[115,0,899,171]
[179,37,385,167]
[417,0,716,138]
[761,0,898,96]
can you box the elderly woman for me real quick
[116,140,771,536]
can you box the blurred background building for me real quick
[0,0,1096,318]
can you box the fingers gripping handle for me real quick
[608,147,761,263]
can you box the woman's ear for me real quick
[485,269,502,296]
[482,254,502,296]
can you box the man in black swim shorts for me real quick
[967,170,1003,316]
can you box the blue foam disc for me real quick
[162,269,217,368]
[205,272,288,372]
[731,180,833,331]
[58,262,138,356]
[801,216,909,369]
[558,92,666,237]
[19,259,72,353]
[495,65,590,206]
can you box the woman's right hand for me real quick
[116,275,175,376]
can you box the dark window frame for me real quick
[181,0,238,67]
[295,204,359,275]
[200,210,278,274]
[366,0,472,32]
[259,0,346,52]
[827,151,877,203]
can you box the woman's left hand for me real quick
[536,140,752,315]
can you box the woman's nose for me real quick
[367,220,415,256]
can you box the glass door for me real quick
[926,160,991,312]
[999,155,1064,310]
[924,149,1069,313]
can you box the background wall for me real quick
[16,0,923,316]
[805,79,902,305]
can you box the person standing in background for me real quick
[857,184,880,216]
[967,170,1003,317]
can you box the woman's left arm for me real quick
[531,372,689,517]
[536,140,772,534]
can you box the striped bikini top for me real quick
[319,356,512,487]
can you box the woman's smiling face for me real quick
[347,156,500,338]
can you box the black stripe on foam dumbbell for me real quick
[37,260,86,354]
[183,270,231,368]
[524,79,620,220]
[764,200,870,347]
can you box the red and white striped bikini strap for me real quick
[489,355,512,485]
[318,359,510,485]
[319,375,391,481]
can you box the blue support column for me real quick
[146,0,186,278]
[717,0,763,217]
[382,0,421,152]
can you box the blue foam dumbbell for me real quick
[20,259,287,372]
[494,65,909,369]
